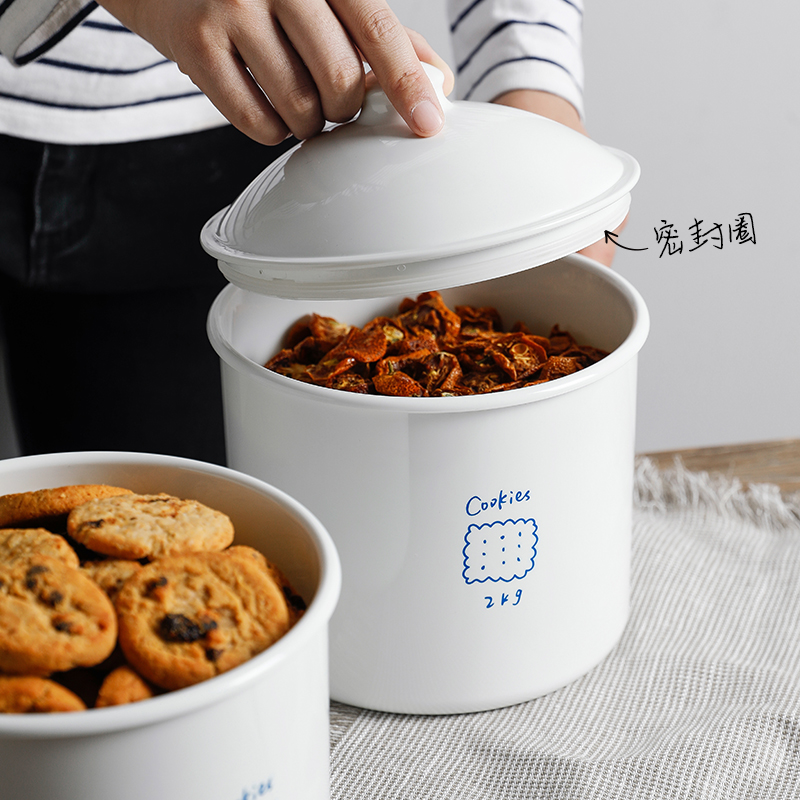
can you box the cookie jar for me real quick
[0,451,341,800]
[202,66,649,714]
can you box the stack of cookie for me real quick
[0,485,304,713]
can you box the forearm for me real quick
[492,88,584,135]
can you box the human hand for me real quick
[491,89,626,268]
[97,0,452,145]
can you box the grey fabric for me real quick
[330,458,800,799]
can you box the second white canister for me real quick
[202,63,646,713]
[208,255,648,714]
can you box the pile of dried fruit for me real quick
[265,291,608,397]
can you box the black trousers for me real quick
[0,126,294,465]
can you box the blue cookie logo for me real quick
[462,518,538,584]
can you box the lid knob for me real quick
[356,63,450,128]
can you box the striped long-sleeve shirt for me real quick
[449,0,583,112]
[0,0,583,144]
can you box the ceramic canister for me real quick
[208,256,648,714]
[0,452,340,800]
[202,65,646,713]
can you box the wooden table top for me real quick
[641,438,800,496]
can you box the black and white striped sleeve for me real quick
[0,0,96,65]
[448,0,584,117]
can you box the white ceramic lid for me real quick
[200,65,639,299]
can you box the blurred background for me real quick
[1,0,797,458]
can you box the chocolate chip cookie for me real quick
[95,665,156,708]
[0,676,86,713]
[0,556,118,676]
[226,545,307,623]
[0,485,133,528]
[0,528,79,569]
[67,493,235,560]
[115,551,291,690]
